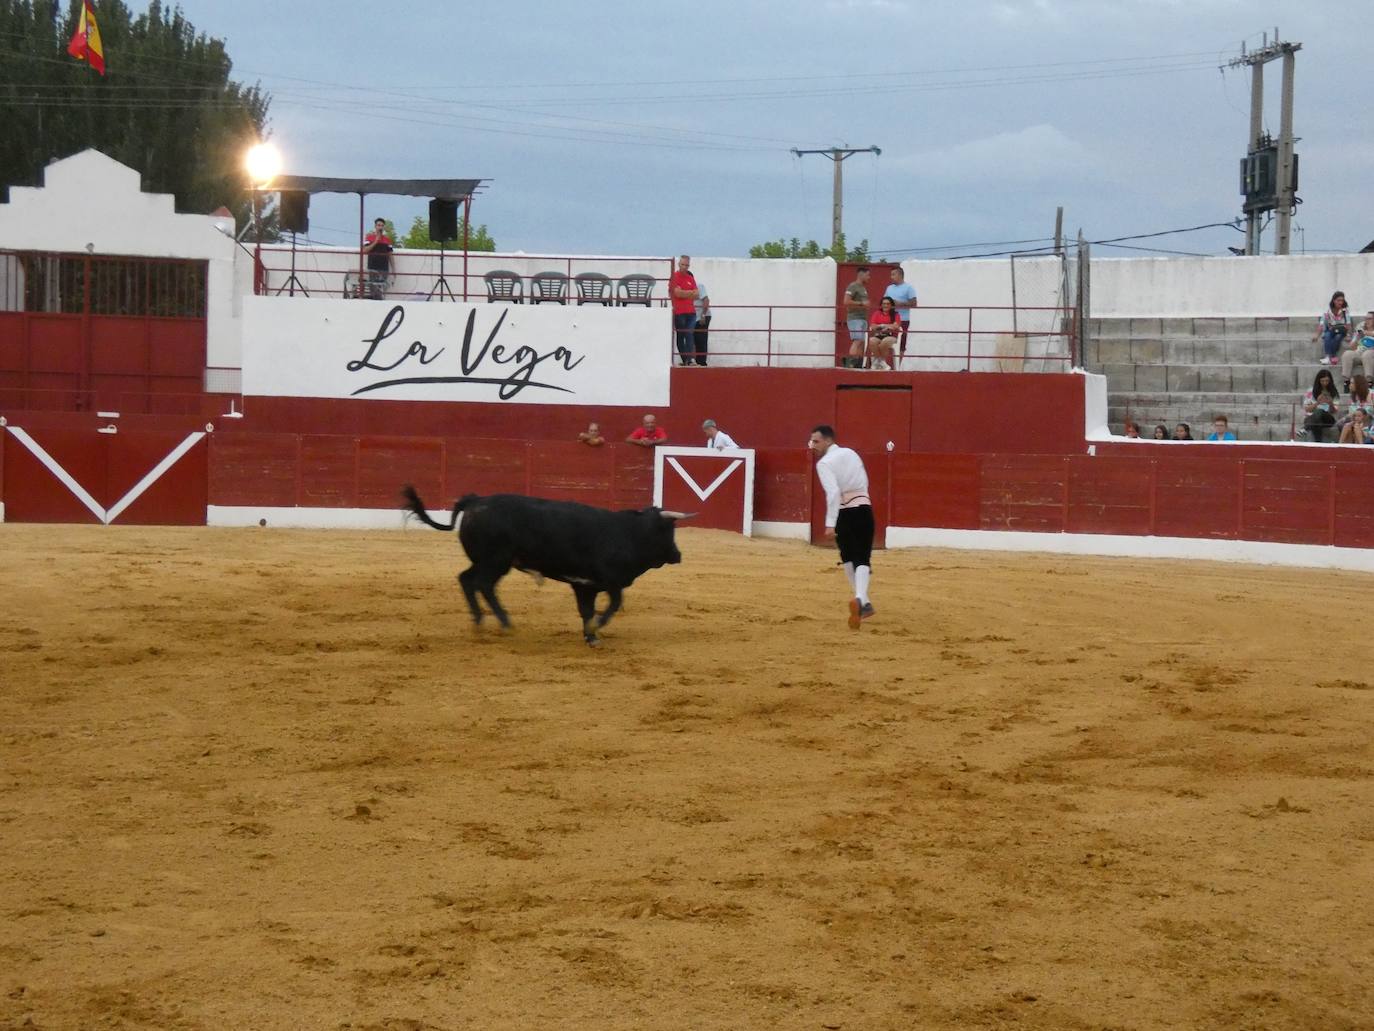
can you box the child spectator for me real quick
[1303,369,1343,442]
[1313,290,1352,366]
[1339,408,1374,445]
[1206,416,1237,441]
[1123,419,1141,438]
[1338,375,1373,434]
[1152,424,1169,440]
[577,421,605,447]
[626,414,668,448]
[1172,422,1193,441]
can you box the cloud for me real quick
[896,123,1104,183]
[824,0,911,12]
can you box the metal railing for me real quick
[251,245,674,306]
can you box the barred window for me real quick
[4,252,207,318]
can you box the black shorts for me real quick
[835,505,874,567]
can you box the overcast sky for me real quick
[174,0,1373,259]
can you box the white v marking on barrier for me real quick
[6,428,205,524]
[105,433,206,523]
[6,426,106,522]
[665,456,742,503]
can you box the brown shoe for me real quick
[848,597,862,630]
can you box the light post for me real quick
[244,142,281,295]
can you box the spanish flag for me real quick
[67,0,106,75]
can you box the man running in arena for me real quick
[809,424,875,629]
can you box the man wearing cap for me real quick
[702,419,738,451]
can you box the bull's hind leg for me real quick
[457,567,485,625]
[572,584,601,646]
[595,587,623,629]
[475,565,512,629]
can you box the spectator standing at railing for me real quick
[361,218,394,300]
[577,422,605,447]
[1313,290,1351,366]
[842,267,871,369]
[691,278,711,367]
[669,255,699,367]
[867,297,902,371]
[882,267,918,368]
[702,419,738,450]
[626,413,668,448]
[1341,310,1374,390]
[1206,416,1237,441]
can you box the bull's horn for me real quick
[660,510,697,521]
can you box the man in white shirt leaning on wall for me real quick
[703,419,738,451]
[809,424,875,629]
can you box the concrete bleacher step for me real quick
[1098,363,1311,394]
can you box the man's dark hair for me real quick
[811,424,836,440]
[856,266,870,274]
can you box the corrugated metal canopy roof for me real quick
[270,176,484,200]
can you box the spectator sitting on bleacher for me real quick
[1339,408,1374,445]
[1335,409,1368,445]
[1206,416,1237,441]
[1172,422,1193,441]
[1314,291,1351,366]
[1343,311,1374,388]
[1340,310,1374,389]
[1152,424,1169,440]
[1123,419,1141,438]
[1303,369,1342,443]
[1338,375,1373,434]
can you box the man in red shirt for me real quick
[626,413,668,447]
[361,217,394,299]
[668,254,699,367]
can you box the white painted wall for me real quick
[241,296,671,406]
[1089,253,1374,318]
[0,150,239,374]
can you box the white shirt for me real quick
[694,280,709,320]
[815,445,870,528]
[707,429,738,451]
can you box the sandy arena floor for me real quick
[1,523,1372,1030]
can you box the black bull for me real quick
[401,486,690,645]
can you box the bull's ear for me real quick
[659,510,696,521]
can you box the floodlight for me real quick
[245,142,282,186]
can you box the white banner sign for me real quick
[242,297,671,406]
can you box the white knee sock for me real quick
[842,561,856,591]
[854,565,871,605]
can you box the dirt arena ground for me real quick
[1,523,1372,1031]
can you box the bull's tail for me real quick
[401,484,473,532]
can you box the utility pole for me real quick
[1227,30,1301,255]
[791,145,881,256]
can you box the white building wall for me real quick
[1089,253,1374,318]
[0,150,239,376]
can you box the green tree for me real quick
[748,233,869,261]
[0,0,271,233]
[399,214,496,251]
